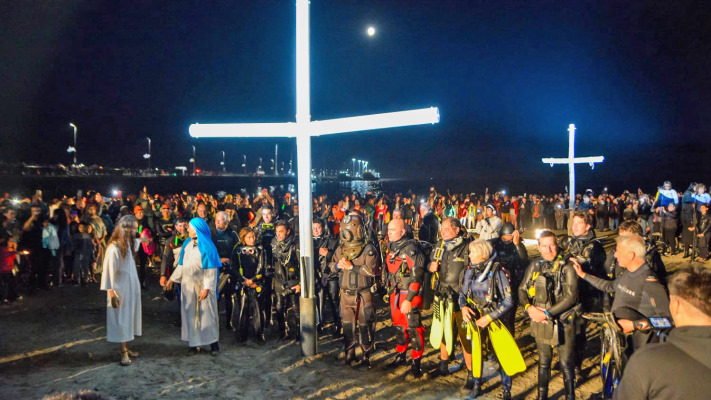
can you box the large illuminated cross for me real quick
[189,0,439,356]
[542,124,604,210]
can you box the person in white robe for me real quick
[167,217,222,355]
[100,215,143,366]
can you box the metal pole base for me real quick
[300,297,317,356]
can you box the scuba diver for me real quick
[383,219,427,377]
[212,211,240,330]
[489,222,529,333]
[329,212,381,367]
[271,220,300,340]
[232,227,266,343]
[255,205,277,328]
[459,239,524,400]
[428,217,470,379]
[313,219,340,335]
[560,211,606,379]
[519,230,579,400]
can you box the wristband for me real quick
[486,315,493,322]
[524,304,530,310]
[544,310,552,319]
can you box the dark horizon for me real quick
[2,1,710,189]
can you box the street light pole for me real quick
[243,154,247,175]
[275,144,279,176]
[351,158,356,178]
[221,150,226,173]
[147,137,152,170]
[69,123,77,165]
[192,145,196,175]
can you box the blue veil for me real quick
[177,218,222,270]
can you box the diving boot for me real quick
[344,347,357,366]
[464,370,474,390]
[562,366,576,400]
[428,359,449,379]
[388,352,407,368]
[410,358,423,378]
[362,352,373,369]
[471,381,481,398]
[537,362,550,400]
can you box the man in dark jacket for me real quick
[573,234,670,352]
[695,204,710,261]
[679,184,698,258]
[613,265,711,400]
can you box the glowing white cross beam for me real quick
[188,0,439,357]
[189,107,440,138]
[542,124,604,209]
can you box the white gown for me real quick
[100,240,142,343]
[169,240,219,347]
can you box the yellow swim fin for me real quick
[488,319,526,376]
[468,322,482,378]
[429,296,443,349]
[443,299,454,356]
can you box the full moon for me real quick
[367,26,376,36]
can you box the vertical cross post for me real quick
[542,124,604,227]
[188,0,439,356]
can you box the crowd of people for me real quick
[1,181,710,399]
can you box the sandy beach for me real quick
[0,242,701,400]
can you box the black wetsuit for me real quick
[232,244,266,340]
[519,256,579,399]
[271,235,300,338]
[314,234,339,331]
[460,260,515,392]
[429,235,469,367]
[418,212,439,244]
[212,228,239,328]
[255,222,276,326]
[490,237,529,333]
[561,230,606,370]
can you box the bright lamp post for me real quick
[143,137,152,169]
[191,145,196,175]
[351,158,356,178]
[69,123,77,165]
[221,151,226,173]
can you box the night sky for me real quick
[2,1,710,193]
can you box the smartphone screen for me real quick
[649,317,673,329]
